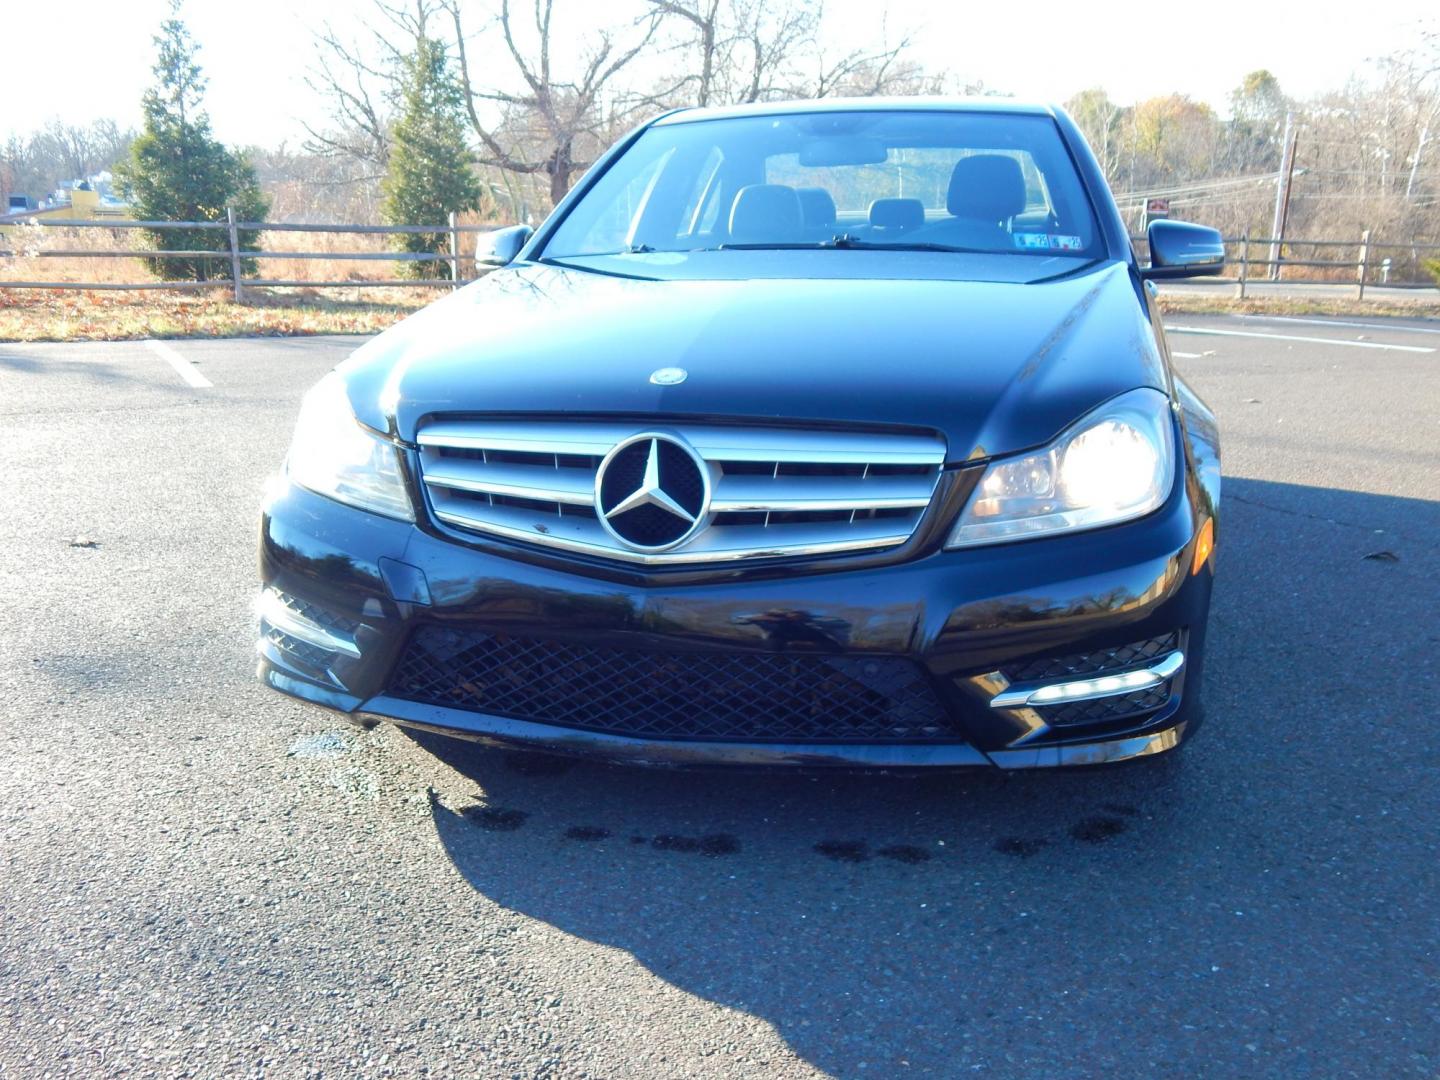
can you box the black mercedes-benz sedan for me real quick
[257,98,1224,769]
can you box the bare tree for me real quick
[0,119,136,206]
[1065,88,1125,179]
[646,0,722,106]
[731,0,815,102]
[306,0,943,214]
[303,1,446,168]
[447,0,665,208]
[650,0,929,106]
[304,29,394,168]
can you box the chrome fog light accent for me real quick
[989,651,1183,709]
[255,589,361,658]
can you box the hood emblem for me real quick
[649,367,688,386]
[595,433,710,552]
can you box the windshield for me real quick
[542,110,1103,263]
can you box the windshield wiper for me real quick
[717,235,991,255]
[551,243,660,257]
[830,236,993,254]
[534,256,660,281]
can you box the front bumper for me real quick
[257,473,1214,769]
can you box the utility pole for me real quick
[1269,113,1299,281]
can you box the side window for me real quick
[1018,156,1054,217]
[679,147,724,237]
[566,148,673,254]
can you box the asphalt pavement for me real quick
[1,313,1438,1078]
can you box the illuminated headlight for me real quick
[286,372,413,521]
[947,388,1174,548]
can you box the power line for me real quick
[1111,171,1283,202]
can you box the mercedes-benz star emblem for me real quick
[649,367,688,385]
[595,433,710,552]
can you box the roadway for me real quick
[1,313,1437,1077]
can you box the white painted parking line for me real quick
[1248,315,1440,337]
[1171,351,1204,359]
[1163,325,1435,354]
[144,339,212,388]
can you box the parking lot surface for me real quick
[1,313,1437,1078]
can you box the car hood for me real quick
[341,258,1166,462]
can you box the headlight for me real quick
[286,372,413,521]
[947,388,1174,548]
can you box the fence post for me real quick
[448,212,460,288]
[226,206,243,304]
[1237,233,1250,299]
[1356,229,1371,301]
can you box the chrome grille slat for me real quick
[419,421,943,464]
[418,421,633,457]
[418,419,945,565]
[710,473,934,512]
[421,457,595,505]
[429,496,916,565]
[684,425,942,465]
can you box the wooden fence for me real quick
[0,209,500,300]
[1130,232,1440,298]
[2,212,1437,300]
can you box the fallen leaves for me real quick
[0,286,434,342]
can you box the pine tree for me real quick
[115,2,268,281]
[382,37,483,280]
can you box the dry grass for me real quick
[3,268,1436,345]
[0,286,434,342]
[1156,293,1440,318]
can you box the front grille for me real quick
[1036,684,1171,727]
[415,419,945,565]
[1001,633,1180,684]
[389,626,956,743]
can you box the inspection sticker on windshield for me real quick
[1014,233,1084,251]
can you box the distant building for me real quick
[0,172,131,227]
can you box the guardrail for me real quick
[0,208,501,300]
[1131,232,1440,298]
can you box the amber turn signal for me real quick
[1191,516,1215,575]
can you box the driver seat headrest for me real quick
[729,184,803,244]
[946,155,1027,222]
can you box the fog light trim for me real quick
[256,589,361,658]
[989,651,1183,709]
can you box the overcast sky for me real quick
[1,0,1433,147]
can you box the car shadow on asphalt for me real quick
[404,476,1439,1075]
[416,729,1191,1074]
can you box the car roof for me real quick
[651,96,1058,126]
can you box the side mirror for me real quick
[1141,220,1225,280]
[475,225,533,270]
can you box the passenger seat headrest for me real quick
[868,197,925,231]
[728,184,804,244]
[946,155,1027,222]
[795,187,837,229]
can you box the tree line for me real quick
[1066,52,1440,269]
[305,0,939,227]
[2,1,1437,283]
